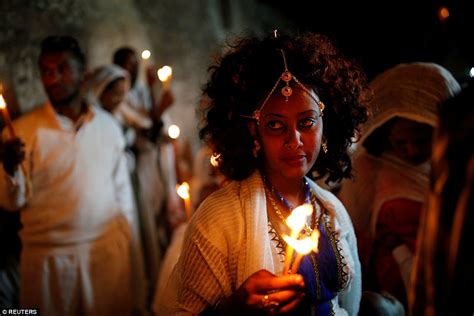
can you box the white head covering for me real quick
[360,62,461,144]
[86,64,152,129]
[86,64,129,105]
[339,62,461,237]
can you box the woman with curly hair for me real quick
[157,31,369,315]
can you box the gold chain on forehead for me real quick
[241,48,325,124]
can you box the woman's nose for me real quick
[285,128,302,150]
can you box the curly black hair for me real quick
[199,32,369,183]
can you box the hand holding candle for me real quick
[0,93,31,196]
[0,94,16,138]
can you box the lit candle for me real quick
[283,230,320,273]
[0,94,16,138]
[177,182,191,221]
[281,204,314,274]
[157,65,173,91]
[141,49,151,70]
[210,153,220,167]
[141,49,151,61]
[168,124,180,140]
[0,93,31,197]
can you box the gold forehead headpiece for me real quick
[241,48,325,124]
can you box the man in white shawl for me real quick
[156,32,368,316]
[338,62,460,309]
[0,36,134,315]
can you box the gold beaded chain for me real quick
[264,185,321,239]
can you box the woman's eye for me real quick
[267,120,284,130]
[299,118,317,128]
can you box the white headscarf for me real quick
[339,62,461,236]
[86,64,152,129]
[86,64,129,105]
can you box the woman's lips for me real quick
[282,155,306,166]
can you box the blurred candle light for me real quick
[438,6,450,22]
[141,50,151,60]
[469,67,474,78]
[141,50,151,73]
[0,94,16,138]
[210,153,220,167]
[157,65,173,91]
[177,182,191,220]
[168,124,180,140]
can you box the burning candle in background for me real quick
[157,65,172,91]
[210,153,220,167]
[282,204,314,274]
[0,94,16,138]
[141,49,151,61]
[177,182,191,220]
[141,49,151,70]
[168,124,180,140]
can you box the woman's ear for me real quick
[247,121,258,138]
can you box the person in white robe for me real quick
[0,36,134,315]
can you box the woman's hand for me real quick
[0,138,25,176]
[217,269,306,315]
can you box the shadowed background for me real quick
[0,0,471,155]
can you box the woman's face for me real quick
[257,87,323,182]
[388,117,433,165]
[99,78,128,113]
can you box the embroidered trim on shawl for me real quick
[323,209,349,290]
[267,221,286,261]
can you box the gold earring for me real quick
[253,140,261,158]
[322,137,328,154]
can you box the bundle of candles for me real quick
[281,204,320,274]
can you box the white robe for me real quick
[0,103,134,315]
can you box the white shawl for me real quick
[157,171,361,315]
[338,62,461,236]
[85,64,152,129]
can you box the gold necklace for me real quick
[265,185,319,238]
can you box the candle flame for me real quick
[168,124,180,139]
[210,153,220,167]
[283,230,320,255]
[141,50,151,60]
[0,94,6,109]
[438,6,450,22]
[157,66,172,82]
[286,204,313,231]
[177,182,190,200]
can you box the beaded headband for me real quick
[241,48,325,124]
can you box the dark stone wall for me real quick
[0,0,293,152]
